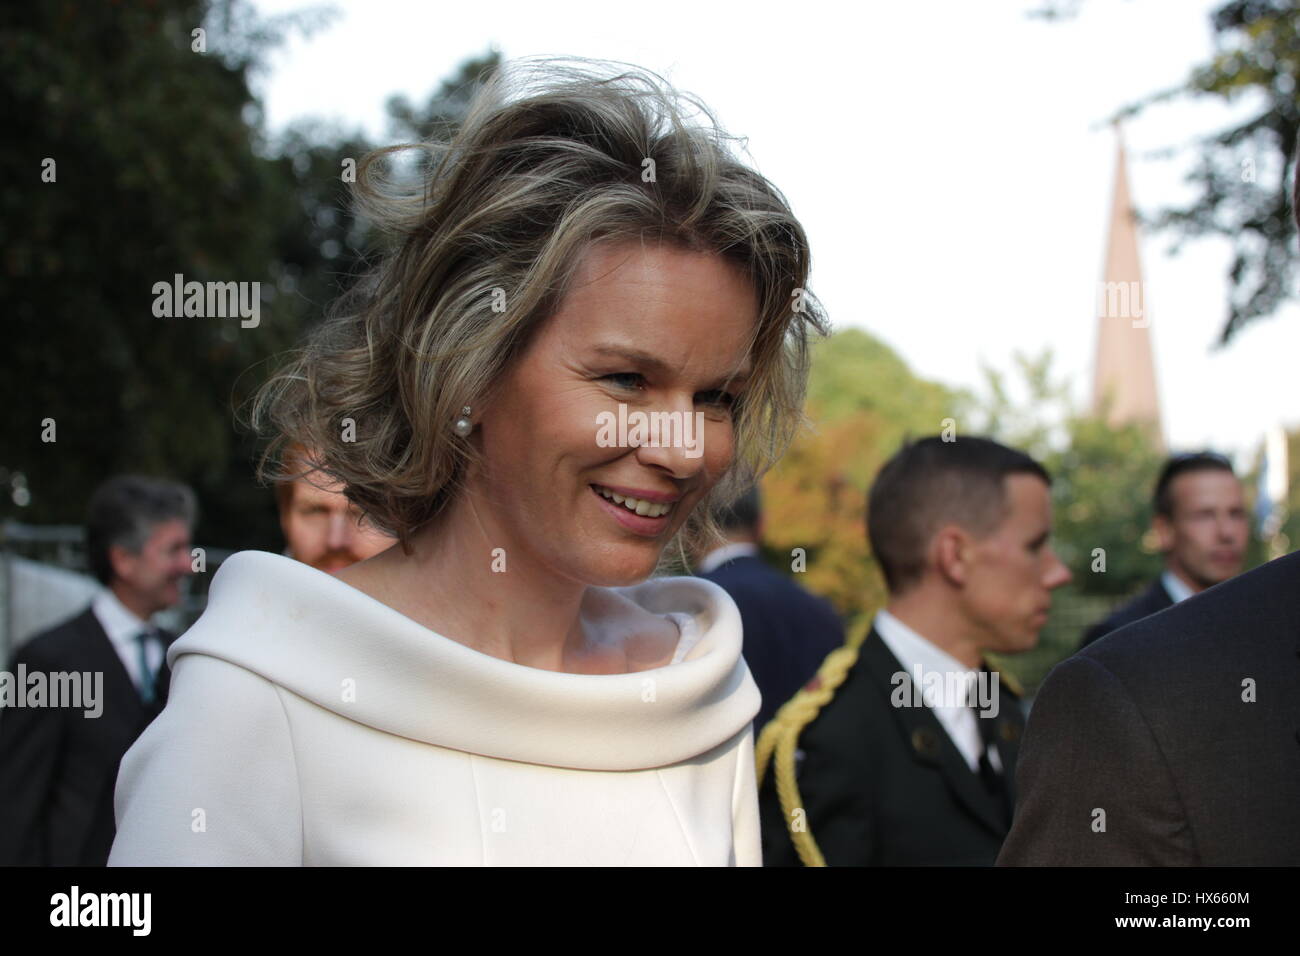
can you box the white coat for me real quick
[108,551,761,866]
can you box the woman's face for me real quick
[469,240,759,586]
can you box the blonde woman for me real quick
[108,59,827,866]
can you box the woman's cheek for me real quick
[703,419,736,480]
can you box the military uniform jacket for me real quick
[759,626,1024,866]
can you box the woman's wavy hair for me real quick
[250,58,829,570]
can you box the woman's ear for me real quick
[455,385,492,437]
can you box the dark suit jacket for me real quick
[759,627,1025,866]
[0,606,175,866]
[999,549,1300,865]
[699,554,844,733]
[1080,577,1174,648]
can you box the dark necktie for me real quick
[134,628,159,705]
[973,705,1012,827]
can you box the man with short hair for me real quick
[758,436,1072,866]
[276,444,395,574]
[0,475,197,865]
[692,485,844,734]
[1081,451,1247,647]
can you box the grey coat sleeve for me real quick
[997,654,1197,866]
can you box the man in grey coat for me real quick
[998,546,1300,865]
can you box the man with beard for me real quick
[275,444,395,574]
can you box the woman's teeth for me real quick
[594,485,671,518]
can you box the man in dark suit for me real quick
[998,547,1300,865]
[693,486,844,734]
[1080,451,1247,647]
[759,437,1072,865]
[0,475,196,865]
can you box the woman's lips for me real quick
[590,484,672,536]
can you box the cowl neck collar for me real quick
[167,551,758,770]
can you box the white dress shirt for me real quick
[695,542,760,575]
[873,609,1002,774]
[91,588,163,696]
[1161,569,1196,605]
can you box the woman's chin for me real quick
[576,549,663,589]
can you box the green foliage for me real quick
[1245,425,1300,556]
[974,348,1165,596]
[804,329,965,475]
[758,336,1179,694]
[761,329,965,617]
[972,350,1070,463]
[970,348,1167,690]
[0,0,497,555]
[1044,416,1165,595]
[1144,1,1300,343]
[1044,0,1300,343]
[1278,429,1300,550]
[1,0,313,549]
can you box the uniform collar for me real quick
[874,609,981,688]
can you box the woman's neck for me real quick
[335,485,683,673]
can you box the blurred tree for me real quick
[1037,0,1300,343]
[1245,424,1300,554]
[1045,414,1166,596]
[1,0,332,551]
[972,348,1167,596]
[759,406,886,618]
[759,329,965,619]
[1,0,497,558]
[266,49,502,381]
[971,347,1167,688]
[1280,426,1300,547]
[386,51,501,143]
[801,328,962,459]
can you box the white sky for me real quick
[246,0,1300,463]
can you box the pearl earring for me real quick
[453,405,473,437]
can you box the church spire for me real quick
[1091,125,1164,448]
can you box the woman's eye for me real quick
[696,390,737,409]
[602,372,644,390]
[600,374,736,411]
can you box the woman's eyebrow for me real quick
[590,344,673,376]
[590,343,753,385]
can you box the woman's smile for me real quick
[590,482,675,536]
